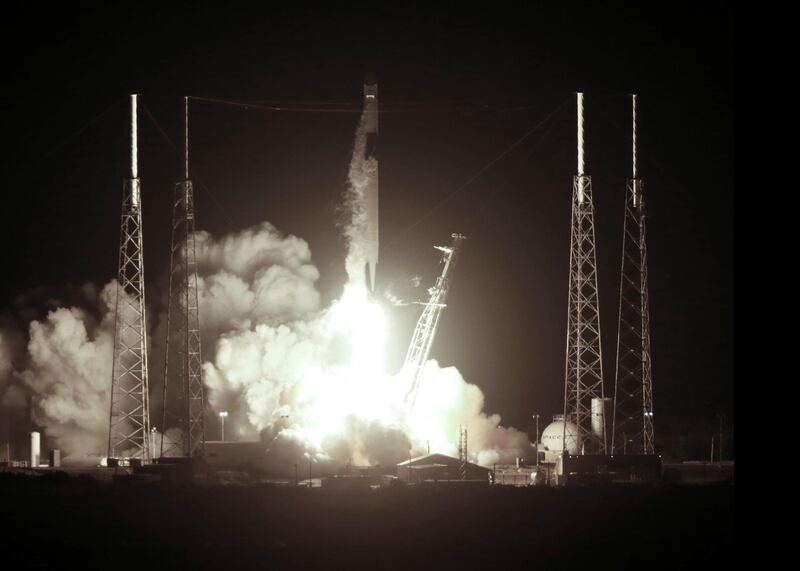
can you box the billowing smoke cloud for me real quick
[8,281,118,462]
[194,222,321,340]
[3,190,529,468]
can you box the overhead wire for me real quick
[464,101,568,235]
[386,97,571,246]
[139,101,236,227]
[3,97,124,173]
[188,95,544,114]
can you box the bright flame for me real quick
[295,283,405,450]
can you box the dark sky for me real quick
[1,4,733,446]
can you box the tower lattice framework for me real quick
[563,93,606,455]
[403,233,466,411]
[612,94,654,455]
[108,94,151,461]
[160,98,205,458]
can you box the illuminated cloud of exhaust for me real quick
[12,281,118,462]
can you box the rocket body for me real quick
[363,76,379,291]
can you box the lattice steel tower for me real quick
[160,97,205,458]
[562,92,607,455]
[612,95,655,455]
[108,94,151,461]
[403,233,466,410]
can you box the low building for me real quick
[556,453,662,485]
[494,464,539,486]
[397,453,491,484]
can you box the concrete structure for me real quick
[397,453,490,484]
[49,449,61,468]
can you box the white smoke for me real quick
[194,222,321,339]
[342,108,378,285]
[2,149,530,468]
[12,281,118,462]
[1,220,530,467]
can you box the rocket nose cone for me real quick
[364,71,377,86]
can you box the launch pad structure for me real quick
[107,95,152,463]
[612,95,655,456]
[98,83,660,482]
[160,97,206,459]
[403,233,467,411]
[562,93,607,455]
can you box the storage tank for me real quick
[540,416,581,456]
[30,431,40,468]
[591,397,612,440]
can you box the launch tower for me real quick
[612,95,655,455]
[562,93,607,455]
[160,97,205,458]
[108,94,152,462]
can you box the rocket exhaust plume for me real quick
[344,73,379,291]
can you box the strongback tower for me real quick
[108,94,152,462]
[160,97,205,458]
[612,95,655,455]
[563,92,606,455]
[403,233,466,411]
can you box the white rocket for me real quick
[363,73,379,291]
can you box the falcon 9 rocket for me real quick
[362,73,379,292]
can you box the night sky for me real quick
[1,4,733,455]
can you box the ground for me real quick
[0,472,733,569]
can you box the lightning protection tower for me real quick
[403,233,466,411]
[612,95,655,455]
[563,92,607,455]
[160,97,205,458]
[108,94,152,462]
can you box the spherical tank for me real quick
[540,420,582,455]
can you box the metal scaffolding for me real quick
[563,92,606,455]
[108,94,151,462]
[160,97,205,458]
[403,233,466,411]
[612,94,655,455]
